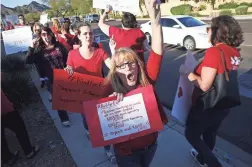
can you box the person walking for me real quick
[180,15,243,167]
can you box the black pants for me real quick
[1,111,33,161]
[114,142,157,167]
[46,81,69,122]
[185,104,230,167]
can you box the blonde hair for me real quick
[106,48,150,93]
[33,22,41,33]
[52,19,61,32]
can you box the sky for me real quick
[1,0,42,8]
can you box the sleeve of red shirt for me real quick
[109,26,120,40]
[146,50,163,83]
[139,29,146,40]
[100,48,108,60]
[201,47,221,70]
[67,50,74,66]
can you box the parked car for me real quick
[70,16,80,24]
[83,14,99,23]
[140,15,211,50]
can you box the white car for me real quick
[140,15,211,50]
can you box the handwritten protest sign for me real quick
[171,51,198,125]
[83,85,164,147]
[6,15,18,25]
[93,0,140,14]
[2,27,33,55]
[40,13,49,25]
[52,69,112,113]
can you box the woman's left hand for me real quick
[109,92,124,102]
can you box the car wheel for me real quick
[183,36,196,51]
[145,33,152,45]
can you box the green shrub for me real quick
[235,6,249,15]
[188,12,201,17]
[239,2,252,7]
[219,9,233,15]
[1,54,37,109]
[219,2,239,9]
[199,4,207,11]
[171,4,193,15]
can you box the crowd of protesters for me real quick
[1,0,244,166]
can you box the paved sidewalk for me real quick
[29,69,252,167]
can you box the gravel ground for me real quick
[3,75,77,167]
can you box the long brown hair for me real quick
[52,19,61,33]
[106,48,150,94]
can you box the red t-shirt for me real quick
[109,26,146,62]
[67,48,108,77]
[195,44,241,75]
[58,33,74,51]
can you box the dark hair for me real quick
[18,14,24,18]
[77,22,91,35]
[121,12,137,28]
[210,15,243,47]
[38,26,57,48]
[62,22,70,33]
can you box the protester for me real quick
[105,1,167,166]
[180,15,243,167]
[70,23,81,49]
[1,89,40,166]
[16,14,26,26]
[58,22,74,51]
[26,26,71,127]
[51,19,61,40]
[32,22,47,88]
[64,22,115,163]
[1,14,14,31]
[99,7,149,62]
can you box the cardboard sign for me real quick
[52,69,112,113]
[2,27,33,55]
[171,51,198,125]
[6,15,18,25]
[83,85,164,147]
[93,0,140,14]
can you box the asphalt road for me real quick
[92,19,252,154]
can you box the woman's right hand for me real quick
[109,92,124,102]
[64,65,74,75]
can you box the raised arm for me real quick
[145,0,163,55]
[145,0,163,83]
[98,6,112,36]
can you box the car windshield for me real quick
[177,17,205,27]
[92,14,98,17]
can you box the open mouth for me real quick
[127,73,134,81]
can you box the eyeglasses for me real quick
[35,29,41,32]
[116,61,136,69]
[18,17,23,20]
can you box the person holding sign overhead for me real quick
[105,0,168,166]
[26,27,71,127]
[64,22,116,164]
[98,6,149,62]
